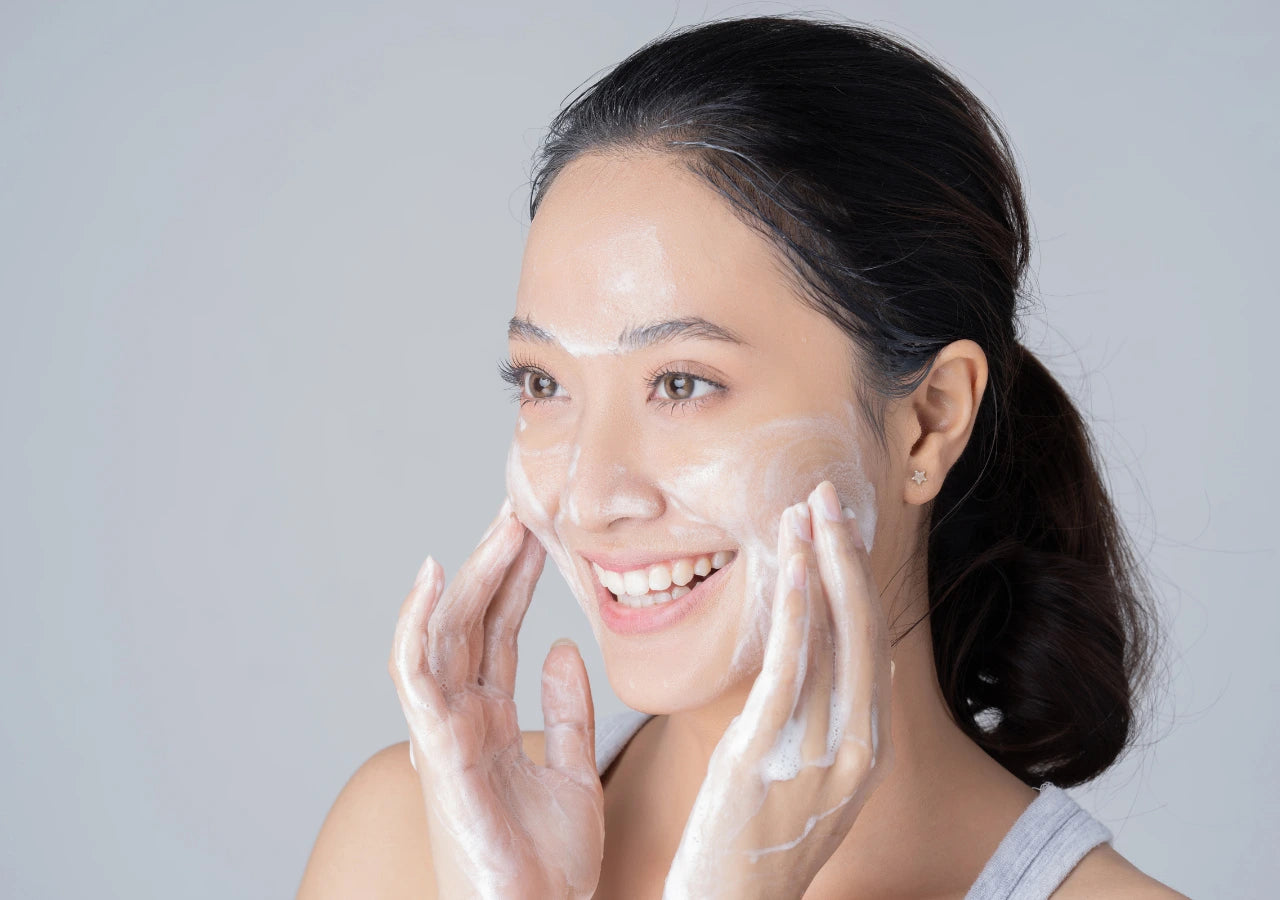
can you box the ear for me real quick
[898,339,988,505]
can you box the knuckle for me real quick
[835,738,874,782]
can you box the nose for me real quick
[560,403,665,533]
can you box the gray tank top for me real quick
[594,709,1112,900]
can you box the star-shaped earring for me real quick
[911,469,928,486]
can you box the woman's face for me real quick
[506,151,890,714]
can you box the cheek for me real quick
[506,436,607,641]
[658,418,877,557]
[746,430,879,550]
[504,436,570,551]
[652,415,878,681]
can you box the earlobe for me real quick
[902,339,988,505]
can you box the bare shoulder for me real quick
[296,740,434,899]
[1052,843,1188,899]
[296,732,547,899]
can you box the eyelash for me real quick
[497,357,726,412]
[497,357,547,406]
[646,363,726,413]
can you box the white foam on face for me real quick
[517,220,678,359]
[546,337,625,357]
[506,439,603,648]
[659,407,874,698]
[505,398,877,710]
[500,154,898,893]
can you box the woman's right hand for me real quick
[388,499,605,899]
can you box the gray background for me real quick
[2,1,1275,897]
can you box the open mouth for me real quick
[590,550,737,609]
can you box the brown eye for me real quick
[525,371,559,399]
[655,370,722,403]
[661,372,695,399]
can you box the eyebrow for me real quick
[507,315,747,350]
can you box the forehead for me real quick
[514,152,802,344]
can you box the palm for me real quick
[428,688,605,895]
[391,512,604,899]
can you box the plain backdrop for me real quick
[2,1,1276,897]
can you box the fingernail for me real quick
[414,555,435,586]
[479,498,515,544]
[812,481,841,522]
[789,502,813,541]
[551,637,576,649]
[787,552,807,590]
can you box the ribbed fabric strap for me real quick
[594,709,654,776]
[965,783,1113,900]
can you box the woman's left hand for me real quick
[663,480,895,900]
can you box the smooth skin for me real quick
[298,152,1185,899]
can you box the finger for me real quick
[388,554,441,641]
[737,503,812,753]
[389,556,448,721]
[796,538,837,767]
[765,501,836,768]
[808,480,887,761]
[426,500,524,692]
[389,555,444,684]
[479,528,547,695]
[541,639,599,787]
[863,654,896,787]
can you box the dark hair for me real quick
[526,14,1161,787]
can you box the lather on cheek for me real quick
[651,413,877,575]
[505,439,560,541]
[504,436,600,618]
[502,409,877,680]
[638,411,878,691]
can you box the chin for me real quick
[602,648,737,715]
[584,560,771,717]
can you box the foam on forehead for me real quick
[548,337,625,358]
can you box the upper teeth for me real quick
[591,551,735,608]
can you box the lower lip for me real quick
[594,561,735,636]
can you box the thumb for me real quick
[541,638,597,782]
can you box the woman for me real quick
[300,15,1183,899]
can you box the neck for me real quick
[605,576,1034,896]
[647,561,943,814]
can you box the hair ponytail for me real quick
[928,344,1157,786]
[529,13,1162,787]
